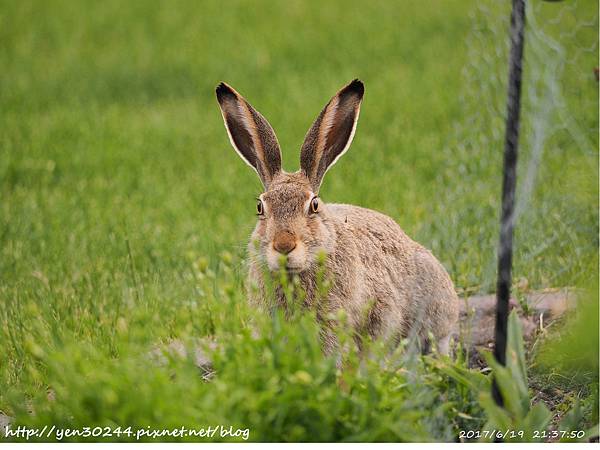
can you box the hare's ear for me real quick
[216,82,282,188]
[300,79,364,192]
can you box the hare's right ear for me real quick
[216,82,282,188]
[300,79,364,192]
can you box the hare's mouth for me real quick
[266,242,308,274]
[266,260,305,275]
[284,264,304,274]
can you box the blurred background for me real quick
[0,0,598,442]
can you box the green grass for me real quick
[1,0,598,442]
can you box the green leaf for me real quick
[522,402,552,435]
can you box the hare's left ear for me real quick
[216,82,282,189]
[300,79,364,192]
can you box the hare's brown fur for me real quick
[247,172,459,354]
[216,79,459,355]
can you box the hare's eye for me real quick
[256,200,264,215]
[310,197,319,214]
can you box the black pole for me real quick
[492,0,526,407]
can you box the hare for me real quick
[215,79,459,355]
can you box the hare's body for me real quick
[325,203,458,348]
[247,173,458,353]
[216,79,459,355]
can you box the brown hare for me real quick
[216,79,459,355]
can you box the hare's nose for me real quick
[273,231,296,255]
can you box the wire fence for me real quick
[427,0,598,297]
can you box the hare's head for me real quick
[216,80,364,273]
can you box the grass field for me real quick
[1,0,598,442]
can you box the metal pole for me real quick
[492,0,526,407]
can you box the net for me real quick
[425,0,599,296]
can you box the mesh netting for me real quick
[426,0,598,295]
